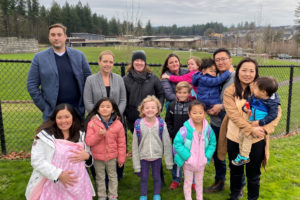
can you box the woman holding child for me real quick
[218,58,281,200]
[160,54,189,103]
[26,104,95,200]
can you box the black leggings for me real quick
[227,139,265,200]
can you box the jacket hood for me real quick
[269,93,281,105]
[258,92,281,106]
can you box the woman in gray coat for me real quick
[83,50,126,115]
[83,50,127,182]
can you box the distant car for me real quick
[278,54,292,59]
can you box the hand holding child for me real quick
[161,73,170,79]
[251,121,259,127]
[58,171,78,188]
[69,148,90,163]
[244,107,252,116]
[244,102,252,116]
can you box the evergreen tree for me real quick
[82,4,92,32]
[61,2,72,34]
[26,0,32,17]
[145,20,152,35]
[75,1,83,32]
[17,0,26,15]
[108,17,119,36]
[49,2,61,25]
[0,0,10,36]
[135,19,143,36]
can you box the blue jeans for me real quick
[211,124,227,183]
[171,164,182,183]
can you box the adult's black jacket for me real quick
[123,70,164,132]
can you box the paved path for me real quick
[278,76,300,87]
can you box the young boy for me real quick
[165,81,192,190]
[232,76,281,166]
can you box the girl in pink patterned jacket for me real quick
[85,97,126,200]
[161,56,201,97]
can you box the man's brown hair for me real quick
[48,23,67,34]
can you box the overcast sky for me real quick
[39,0,298,27]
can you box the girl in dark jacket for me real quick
[123,50,164,133]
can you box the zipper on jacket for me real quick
[150,127,153,158]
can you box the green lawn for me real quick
[1,133,299,200]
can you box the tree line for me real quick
[0,0,258,43]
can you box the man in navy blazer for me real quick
[27,23,91,121]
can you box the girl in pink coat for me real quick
[161,56,201,98]
[85,98,126,200]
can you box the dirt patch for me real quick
[0,151,30,160]
[270,130,299,140]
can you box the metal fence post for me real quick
[0,100,6,154]
[286,65,294,134]
[121,62,126,77]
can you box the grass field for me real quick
[0,46,300,153]
[0,133,299,200]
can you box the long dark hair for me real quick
[234,57,259,99]
[84,97,121,131]
[36,104,82,142]
[160,53,183,77]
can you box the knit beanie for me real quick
[132,50,146,63]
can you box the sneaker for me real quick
[98,198,106,200]
[204,180,225,193]
[169,181,179,190]
[192,183,196,192]
[153,194,161,200]
[139,196,147,200]
[232,154,250,166]
[109,197,118,200]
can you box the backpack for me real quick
[134,117,164,145]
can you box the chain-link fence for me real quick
[0,59,300,154]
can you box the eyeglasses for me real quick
[215,57,230,63]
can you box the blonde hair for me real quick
[49,23,67,34]
[138,95,162,118]
[176,81,192,93]
[99,50,115,61]
[188,56,202,70]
